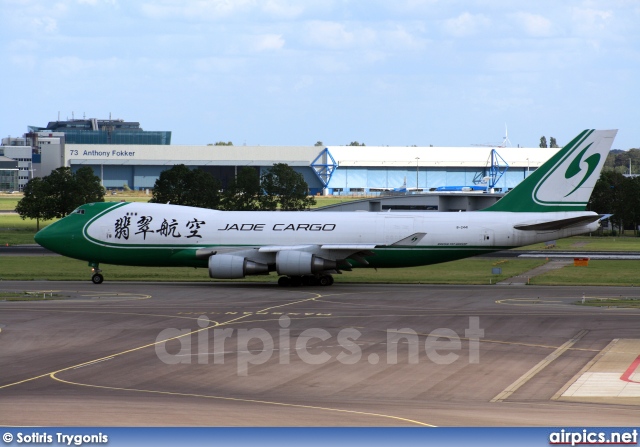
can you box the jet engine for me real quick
[276,251,337,276]
[208,255,269,279]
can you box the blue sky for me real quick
[2,0,638,149]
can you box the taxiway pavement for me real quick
[1,281,639,426]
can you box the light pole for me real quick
[415,157,420,190]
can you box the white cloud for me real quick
[306,53,351,73]
[381,25,428,51]
[571,7,613,32]
[1,0,639,150]
[9,54,38,71]
[442,12,490,37]
[293,75,313,91]
[192,57,247,73]
[29,16,58,33]
[7,39,40,52]
[253,33,285,51]
[262,0,305,19]
[47,56,122,75]
[304,21,377,50]
[140,0,254,20]
[383,0,441,14]
[76,0,118,5]
[138,0,317,21]
[511,12,553,37]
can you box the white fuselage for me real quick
[87,202,598,250]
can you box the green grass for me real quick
[5,255,640,287]
[334,258,547,284]
[575,298,640,308]
[0,197,20,211]
[519,235,640,251]
[532,260,640,286]
[311,196,362,208]
[0,233,37,245]
[0,257,213,282]
[0,214,57,230]
[0,214,58,245]
[0,257,546,284]
[0,291,66,301]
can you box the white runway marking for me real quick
[562,339,640,398]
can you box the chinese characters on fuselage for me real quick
[114,215,206,240]
[113,216,337,241]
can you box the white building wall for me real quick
[60,143,560,192]
[1,146,32,189]
[38,133,64,177]
[65,144,557,169]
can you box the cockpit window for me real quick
[74,209,85,215]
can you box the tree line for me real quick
[588,171,640,235]
[603,148,640,174]
[15,166,104,230]
[149,163,316,211]
[16,163,316,225]
[539,136,559,148]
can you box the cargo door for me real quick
[384,217,414,245]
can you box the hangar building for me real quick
[2,117,561,195]
[63,143,558,195]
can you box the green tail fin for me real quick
[483,129,617,212]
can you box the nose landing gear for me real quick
[91,271,104,284]
[90,262,104,284]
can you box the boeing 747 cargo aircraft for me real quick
[35,129,617,286]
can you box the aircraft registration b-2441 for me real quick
[35,129,617,286]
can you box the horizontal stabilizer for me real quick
[514,215,602,231]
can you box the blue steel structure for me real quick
[310,148,338,189]
[472,148,509,189]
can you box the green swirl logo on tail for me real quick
[564,143,600,197]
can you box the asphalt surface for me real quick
[0,245,56,256]
[1,281,639,426]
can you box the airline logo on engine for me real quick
[218,223,336,231]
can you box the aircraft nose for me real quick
[34,221,69,253]
[34,224,54,249]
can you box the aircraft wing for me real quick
[197,237,419,268]
[319,244,376,250]
[259,244,375,262]
[195,232,428,270]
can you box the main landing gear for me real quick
[92,272,104,284]
[278,275,334,287]
[90,262,104,284]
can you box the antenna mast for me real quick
[501,124,512,147]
